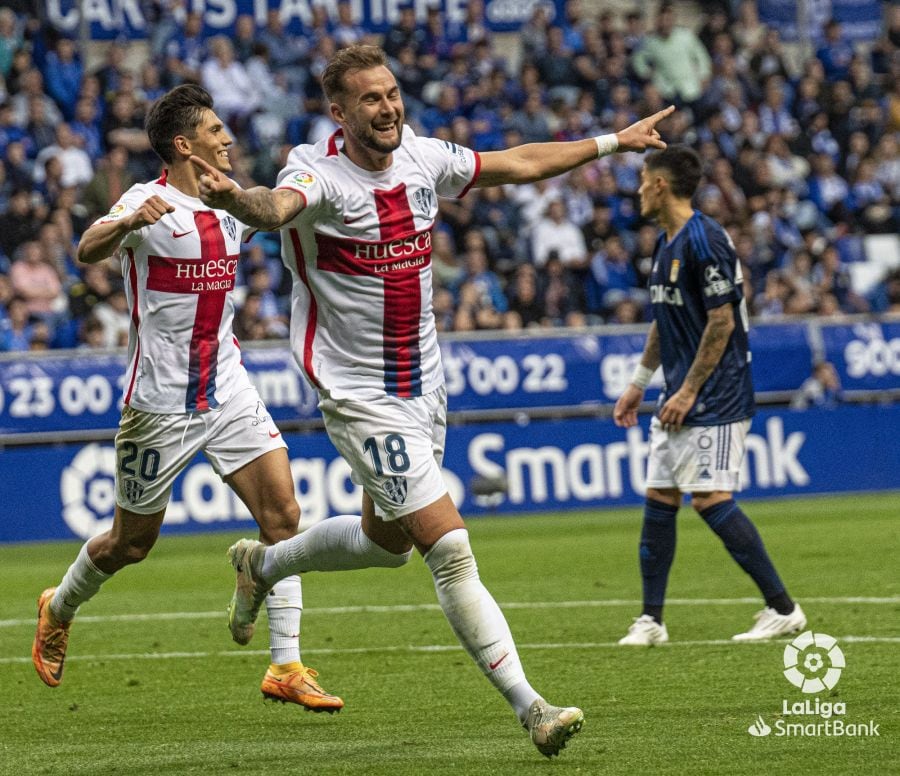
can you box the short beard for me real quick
[356,120,403,154]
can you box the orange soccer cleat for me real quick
[260,663,345,713]
[32,588,71,687]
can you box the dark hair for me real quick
[644,145,703,199]
[145,84,214,164]
[321,45,389,104]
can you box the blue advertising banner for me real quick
[1,404,897,543]
[10,319,895,438]
[0,321,822,437]
[819,320,900,393]
[758,0,883,42]
[44,0,564,40]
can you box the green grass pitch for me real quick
[1,493,897,775]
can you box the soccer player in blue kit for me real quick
[613,146,806,644]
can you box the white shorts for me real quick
[115,386,287,514]
[645,416,751,493]
[319,386,448,520]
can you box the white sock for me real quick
[51,542,112,622]
[261,515,411,582]
[265,575,302,666]
[424,528,539,721]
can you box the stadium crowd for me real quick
[0,1,898,351]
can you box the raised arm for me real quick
[658,303,735,431]
[189,155,305,230]
[475,106,674,188]
[76,195,174,264]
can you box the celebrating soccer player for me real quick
[191,44,673,757]
[32,85,360,712]
[613,145,806,646]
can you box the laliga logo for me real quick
[783,630,845,693]
[60,444,118,539]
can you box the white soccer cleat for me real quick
[732,604,807,641]
[523,699,584,758]
[618,614,669,646]
[226,539,270,646]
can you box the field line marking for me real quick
[2,596,899,629]
[2,634,900,665]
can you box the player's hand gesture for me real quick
[190,155,237,208]
[124,195,175,230]
[613,384,644,428]
[615,106,675,152]
[658,387,697,432]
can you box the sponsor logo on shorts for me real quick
[383,475,408,505]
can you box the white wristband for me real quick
[594,133,619,158]
[630,364,654,390]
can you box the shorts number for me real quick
[363,434,410,476]
[119,441,160,481]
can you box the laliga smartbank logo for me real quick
[747,631,880,738]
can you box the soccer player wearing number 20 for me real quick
[192,44,674,757]
[613,146,806,646]
[31,85,359,711]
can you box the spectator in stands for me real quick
[9,239,63,320]
[91,284,130,348]
[541,253,586,327]
[333,1,367,48]
[791,361,843,410]
[201,36,260,130]
[0,294,35,351]
[817,19,854,82]
[531,199,589,271]
[34,123,93,189]
[258,8,310,93]
[0,9,21,78]
[163,11,205,85]
[505,90,552,144]
[81,145,135,223]
[11,68,62,128]
[43,37,82,120]
[0,188,40,259]
[505,263,545,329]
[631,3,711,107]
[70,97,103,162]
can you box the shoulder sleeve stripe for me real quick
[457,151,482,199]
[688,218,711,261]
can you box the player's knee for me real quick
[117,537,155,566]
[423,528,477,587]
[257,499,301,543]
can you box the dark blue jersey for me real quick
[648,211,755,425]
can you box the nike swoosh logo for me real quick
[172,230,193,238]
[50,660,65,681]
[268,431,282,438]
[489,653,509,670]
[343,214,364,224]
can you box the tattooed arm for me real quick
[189,156,305,230]
[658,303,735,431]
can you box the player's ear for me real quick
[330,101,344,125]
[172,134,191,158]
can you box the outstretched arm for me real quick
[189,156,305,230]
[77,195,174,264]
[475,106,674,188]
